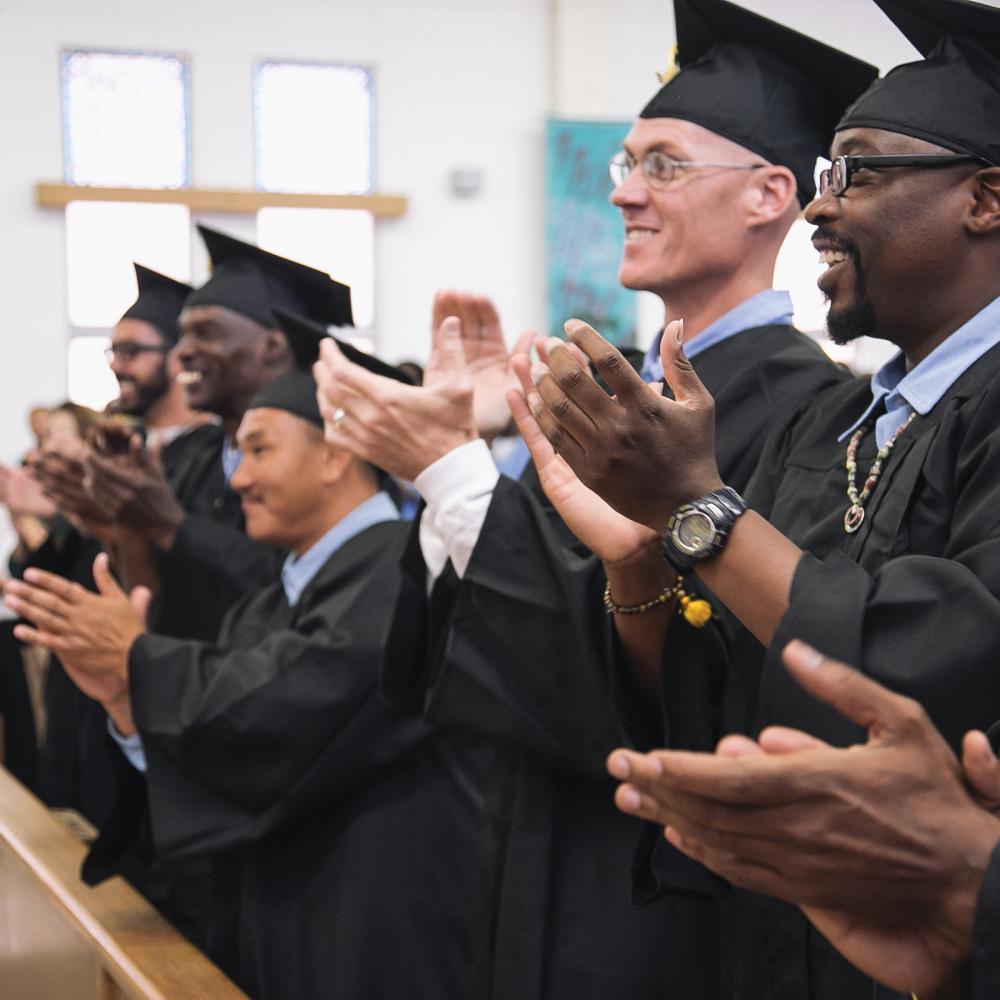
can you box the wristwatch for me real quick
[661,486,747,572]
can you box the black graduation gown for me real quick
[643,339,1000,999]
[381,325,850,1000]
[974,841,1000,1000]
[0,427,225,820]
[0,620,37,789]
[153,428,283,642]
[159,421,223,484]
[13,522,120,825]
[88,520,510,1000]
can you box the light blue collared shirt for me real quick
[111,489,399,772]
[491,434,532,481]
[221,440,242,482]
[641,289,795,382]
[839,294,1000,449]
[280,490,399,607]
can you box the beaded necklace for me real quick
[843,412,917,534]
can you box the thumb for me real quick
[659,319,708,407]
[92,552,126,599]
[781,640,919,738]
[130,585,152,626]
[433,316,466,374]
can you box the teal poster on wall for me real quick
[545,118,634,345]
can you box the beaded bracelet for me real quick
[603,577,713,627]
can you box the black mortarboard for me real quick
[119,264,193,345]
[273,309,414,382]
[639,0,879,205]
[186,226,354,330]
[838,0,1000,164]
[248,310,412,430]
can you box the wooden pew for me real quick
[0,765,247,1000]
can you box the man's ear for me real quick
[321,442,353,487]
[744,166,798,231]
[261,328,292,368]
[967,168,1000,235]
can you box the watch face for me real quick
[675,511,715,554]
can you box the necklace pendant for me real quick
[844,504,865,533]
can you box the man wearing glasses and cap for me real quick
[314,1,875,996]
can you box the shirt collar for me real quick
[641,289,794,382]
[281,491,398,606]
[839,293,1000,443]
[222,440,242,483]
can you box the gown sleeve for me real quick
[383,475,633,778]
[128,567,429,860]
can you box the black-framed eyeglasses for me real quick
[818,153,990,197]
[105,343,170,363]
[609,150,765,190]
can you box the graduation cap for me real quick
[639,0,879,205]
[185,226,354,330]
[119,264,193,345]
[838,0,1000,164]
[247,309,412,430]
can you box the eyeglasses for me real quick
[609,150,765,190]
[818,153,990,197]
[105,343,169,363]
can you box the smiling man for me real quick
[107,264,217,473]
[520,0,1000,995]
[6,314,510,1000]
[85,226,355,642]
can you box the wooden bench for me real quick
[0,765,247,1000]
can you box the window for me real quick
[255,61,377,334]
[61,50,193,409]
[254,61,373,195]
[61,49,190,189]
[67,337,119,412]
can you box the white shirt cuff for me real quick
[415,439,500,584]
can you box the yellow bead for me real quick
[681,598,712,628]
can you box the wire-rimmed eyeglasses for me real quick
[609,150,765,190]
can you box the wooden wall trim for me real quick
[35,182,407,217]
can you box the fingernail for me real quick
[607,753,630,780]
[23,570,39,583]
[794,641,824,670]
[619,787,641,812]
[676,319,684,346]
